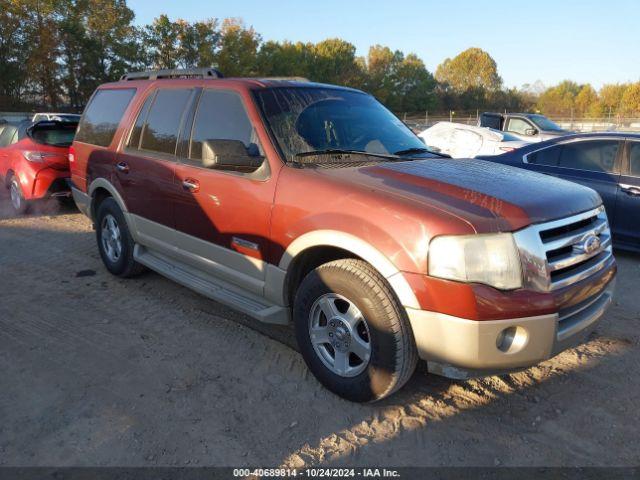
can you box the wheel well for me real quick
[286,246,363,305]
[5,170,15,187]
[91,187,112,221]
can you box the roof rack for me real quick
[258,76,310,82]
[120,67,223,81]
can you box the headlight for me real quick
[428,233,523,290]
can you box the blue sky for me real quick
[128,0,640,90]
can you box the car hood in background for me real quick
[324,158,602,232]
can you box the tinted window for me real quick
[30,124,78,147]
[127,92,156,149]
[626,142,640,177]
[507,118,533,135]
[75,89,136,147]
[480,114,501,130]
[140,89,192,155]
[189,90,258,161]
[0,125,18,147]
[559,140,618,173]
[527,145,561,166]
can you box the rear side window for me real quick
[527,145,561,166]
[127,92,156,149]
[140,89,193,155]
[189,89,258,161]
[559,140,619,173]
[629,142,640,177]
[75,89,136,147]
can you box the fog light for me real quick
[496,326,528,353]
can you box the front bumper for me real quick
[407,278,615,379]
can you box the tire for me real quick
[9,177,29,214]
[294,259,418,402]
[95,197,146,277]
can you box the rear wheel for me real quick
[294,259,418,402]
[9,177,28,214]
[95,197,146,277]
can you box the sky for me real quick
[127,0,640,90]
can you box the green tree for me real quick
[435,47,502,92]
[0,0,31,108]
[215,18,260,76]
[395,53,437,112]
[144,14,180,69]
[175,18,219,68]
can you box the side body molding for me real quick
[278,230,421,310]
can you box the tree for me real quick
[175,18,219,68]
[394,53,437,112]
[0,0,31,107]
[311,38,362,86]
[621,83,640,115]
[435,47,502,92]
[536,80,581,115]
[599,83,628,116]
[363,45,404,109]
[574,84,599,117]
[144,14,180,69]
[215,18,260,76]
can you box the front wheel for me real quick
[95,197,146,277]
[294,259,418,402]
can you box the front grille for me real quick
[537,206,612,291]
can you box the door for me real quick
[505,117,538,141]
[614,140,640,247]
[524,139,622,223]
[115,88,195,232]
[172,88,277,293]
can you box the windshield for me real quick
[528,114,563,132]
[254,87,427,162]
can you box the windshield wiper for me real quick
[393,147,449,158]
[293,149,400,164]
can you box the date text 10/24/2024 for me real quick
[232,468,401,478]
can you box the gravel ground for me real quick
[0,191,638,468]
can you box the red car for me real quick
[70,69,615,402]
[0,120,77,213]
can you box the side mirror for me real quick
[525,128,537,136]
[202,139,263,171]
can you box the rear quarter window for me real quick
[75,88,136,147]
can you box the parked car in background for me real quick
[32,113,81,123]
[71,68,615,402]
[0,120,78,213]
[480,132,640,251]
[479,112,571,142]
[418,121,530,157]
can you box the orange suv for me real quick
[70,68,616,402]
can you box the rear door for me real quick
[525,139,622,225]
[115,87,195,234]
[614,140,640,247]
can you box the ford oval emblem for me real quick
[582,235,601,254]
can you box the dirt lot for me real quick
[0,191,639,468]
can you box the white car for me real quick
[418,122,531,158]
[31,113,81,123]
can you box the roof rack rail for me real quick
[258,76,310,82]
[120,67,223,81]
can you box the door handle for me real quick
[620,183,640,196]
[182,178,200,193]
[116,161,130,173]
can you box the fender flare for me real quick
[88,178,128,215]
[279,230,420,309]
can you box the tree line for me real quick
[2,0,639,117]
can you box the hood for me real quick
[320,158,602,233]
